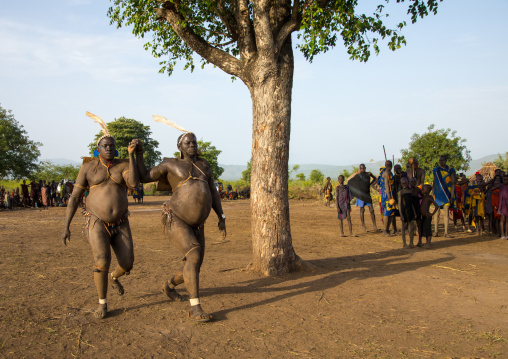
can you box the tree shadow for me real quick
[208,252,458,320]
[208,232,501,320]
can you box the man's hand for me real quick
[128,140,137,155]
[218,218,227,239]
[131,139,144,154]
[62,228,71,246]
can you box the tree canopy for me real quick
[108,0,441,77]
[0,105,41,179]
[88,116,161,168]
[494,152,508,173]
[32,161,80,183]
[309,169,324,183]
[399,124,471,175]
[242,161,251,182]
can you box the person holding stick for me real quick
[377,160,397,236]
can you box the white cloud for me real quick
[0,19,154,83]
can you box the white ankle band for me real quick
[190,298,200,306]
[99,298,107,305]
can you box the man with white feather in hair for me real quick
[132,116,226,323]
[62,112,139,319]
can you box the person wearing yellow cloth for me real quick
[432,155,456,238]
[323,177,333,207]
[377,160,397,236]
[469,173,486,236]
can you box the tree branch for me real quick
[157,5,243,79]
[235,0,257,61]
[214,0,238,40]
[251,0,276,62]
[274,19,300,55]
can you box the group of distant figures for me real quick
[323,156,508,247]
[217,183,251,200]
[0,179,74,210]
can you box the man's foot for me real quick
[433,232,439,237]
[444,234,453,238]
[425,244,432,249]
[163,281,185,302]
[362,227,367,233]
[403,244,409,249]
[94,303,107,319]
[382,231,390,236]
[416,242,423,247]
[340,234,347,237]
[466,229,473,233]
[409,244,415,248]
[110,274,124,295]
[189,305,213,323]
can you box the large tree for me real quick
[109,0,443,275]
[88,116,161,168]
[0,105,41,179]
[400,124,471,176]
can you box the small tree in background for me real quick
[242,161,251,182]
[88,117,161,168]
[494,153,508,172]
[32,161,80,182]
[309,169,324,184]
[0,105,41,179]
[340,166,359,181]
[296,173,306,181]
[400,125,471,177]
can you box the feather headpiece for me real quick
[152,115,193,145]
[86,111,114,146]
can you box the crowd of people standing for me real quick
[0,179,74,210]
[329,156,508,247]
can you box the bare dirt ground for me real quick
[1,196,508,358]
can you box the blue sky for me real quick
[0,0,506,166]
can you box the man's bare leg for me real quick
[89,224,112,319]
[169,216,211,322]
[443,204,452,237]
[401,221,408,248]
[434,207,441,237]
[346,210,356,236]
[339,219,346,237]
[383,216,394,236]
[425,235,432,249]
[359,207,367,232]
[163,269,185,301]
[109,222,134,295]
[408,220,415,247]
[368,206,379,232]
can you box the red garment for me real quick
[450,185,463,219]
[492,188,501,219]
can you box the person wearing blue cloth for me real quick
[432,155,456,238]
[377,160,397,236]
[350,164,380,232]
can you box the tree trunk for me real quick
[248,39,302,276]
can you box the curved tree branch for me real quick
[157,5,243,79]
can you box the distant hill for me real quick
[466,154,498,176]
[46,155,498,180]
[219,154,499,180]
